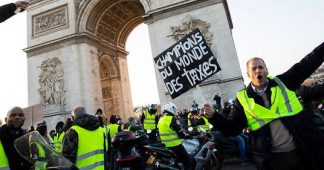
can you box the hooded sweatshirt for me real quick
[62,114,100,163]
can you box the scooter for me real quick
[14,131,78,170]
[143,127,220,170]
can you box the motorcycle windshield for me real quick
[182,139,200,155]
[14,131,74,169]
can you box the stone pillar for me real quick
[116,51,134,121]
[144,0,244,109]
[25,1,105,130]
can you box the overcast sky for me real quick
[1,0,324,121]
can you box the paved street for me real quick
[221,158,256,170]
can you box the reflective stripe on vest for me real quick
[237,76,303,131]
[144,110,156,130]
[71,125,105,170]
[197,116,211,132]
[35,160,47,170]
[54,131,66,153]
[0,140,9,170]
[108,124,119,138]
[0,167,10,170]
[157,115,181,147]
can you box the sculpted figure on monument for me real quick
[168,15,213,46]
[33,6,67,36]
[38,58,66,106]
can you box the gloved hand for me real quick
[179,129,191,139]
[183,131,192,139]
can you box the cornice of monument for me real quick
[143,0,233,29]
[199,76,244,86]
[28,0,59,10]
[24,32,128,58]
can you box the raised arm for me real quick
[278,42,324,90]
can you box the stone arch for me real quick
[26,0,245,130]
[76,0,146,119]
[100,55,119,80]
[99,55,120,119]
[77,0,145,47]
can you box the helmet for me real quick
[149,104,157,114]
[190,108,199,114]
[224,99,235,109]
[162,102,177,115]
[55,121,64,132]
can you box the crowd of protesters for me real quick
[0,1,324,170]
[1,76,322,169]
[1,53,324,169]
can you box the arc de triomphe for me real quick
[25,0,244,128]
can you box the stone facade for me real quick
[145,1,244,109]
[25,0,244,130]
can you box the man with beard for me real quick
[0,106,33,170]
[208,42,324,170]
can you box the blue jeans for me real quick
[231,134,248,162]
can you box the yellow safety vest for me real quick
[158,115,181,147]
[31,142,47,170]
[108,124,119,138]
[0,140,9,170]
[197,116,211,132]
[102,125,109,152]
[188,113,192,126]
[143,110,157,130]
[237,76,303,131]
[123,124,131,131]
[52,134,58,144]
[54,131,65,153]
[71,125,105,170]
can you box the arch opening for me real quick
[84,0,151,120]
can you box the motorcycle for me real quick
[210,129,251,164]
[143,127,220,170]
[111,131,146,170]
[14,131,78,170]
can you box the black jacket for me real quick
[209,42,324,169]
[0,124,33,170]
[62,114,101,163]
[296,84,324,112]
[0,3,16,23]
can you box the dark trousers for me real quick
[169,144,195,170]
[272,149,305,170]
[253,149,305,170]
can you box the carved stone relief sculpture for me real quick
[38,57,66,106]
[168,15,213,46]
[32,5,68,37]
